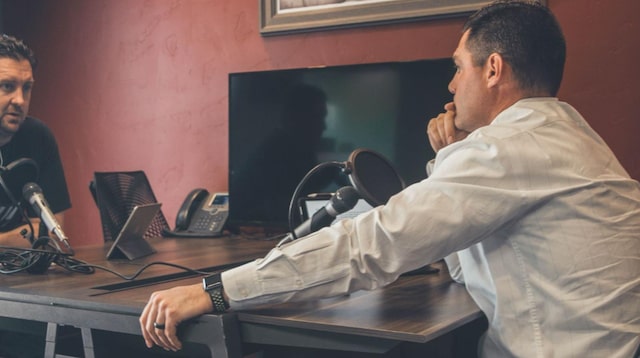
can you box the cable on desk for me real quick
[0,241,94,275]
[1,243,228,281]
[67,261,217,281]
[0,244,229,279]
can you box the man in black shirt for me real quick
[0,34,70,248]
[0,34,72,358]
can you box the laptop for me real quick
[106,203,161,260]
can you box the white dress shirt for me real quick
[224,98,640,357]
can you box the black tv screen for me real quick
[228,58,454,232]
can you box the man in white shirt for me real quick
[140,1,640,356]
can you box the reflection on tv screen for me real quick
[228,58,454,231]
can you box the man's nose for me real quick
[10,90,26,106]
[448,78,456,94]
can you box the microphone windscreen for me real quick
[331,186,359,212]
[22,182,42,199]
[348,149,405,206]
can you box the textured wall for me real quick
[3,0,638,246]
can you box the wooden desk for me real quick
[237,262,483,354]
[0,237,482,357]
[0,237,274,357]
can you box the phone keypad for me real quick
[192,210,227,233]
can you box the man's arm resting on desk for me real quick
[0,212,65,248]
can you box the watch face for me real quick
[203,273,222,291]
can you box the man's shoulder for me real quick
[7,117,57,156]
[15,116,54,140]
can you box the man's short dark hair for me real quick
[463,0,566,96]
[0,34,37,70]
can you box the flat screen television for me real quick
[228,58,454,233]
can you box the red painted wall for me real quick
[3,0,639,246]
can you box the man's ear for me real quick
[485,53,504,88]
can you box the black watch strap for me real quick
[202,273,229,313]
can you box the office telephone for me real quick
[169,189,229,237]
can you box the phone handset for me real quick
[164,188,230,238]
[175,188,209,231]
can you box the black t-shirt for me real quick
[0,116,71,231]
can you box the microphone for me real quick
[277,186,359,247]
[22,182,72,253]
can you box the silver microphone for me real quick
[22,182,72,253]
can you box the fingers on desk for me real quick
[140,293,181,352]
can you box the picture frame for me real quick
[260,0,544,36]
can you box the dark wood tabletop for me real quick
[236,261,482,353]
[1,236,274,305]
[0,235,482,357]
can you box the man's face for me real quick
[448,31,493,132]
[0,58,34,139]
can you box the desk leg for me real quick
[43,323,96,358]
[181,314,243,358]
[44,322,58,358]
[81,327,96,358]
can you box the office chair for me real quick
[89,170,170,241]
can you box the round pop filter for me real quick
[346,148,405,207]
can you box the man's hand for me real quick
[0,213,66,248]
[140,283,214,351]
[427,102,469,152]
[0,224,32,247]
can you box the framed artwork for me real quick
[259,0,545,36]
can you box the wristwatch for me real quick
[202,273,230,313]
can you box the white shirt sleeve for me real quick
[223,133,530,309]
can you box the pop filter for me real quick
[287,148,405,235]
[345,148,405,207]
